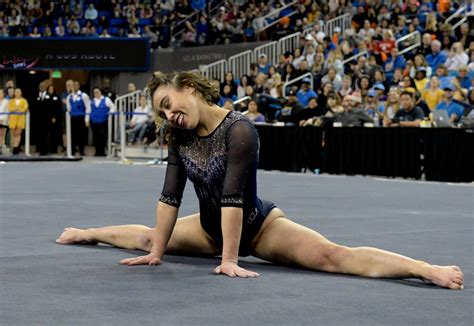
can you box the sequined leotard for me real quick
[159,111,276,256]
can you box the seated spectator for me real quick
[219,85,237,107]
[85,4,98,21]
[426,40,447,70]
[321,68,343,92]
[382,88,401,126]
[418,33,433,57]
[455,66,471,90]
[100,28,112,38]
[253,73,266,95]
[298,97,326,126]
[128,26,141,38]
[222,99,234,111]
[140,3,154,19]
[257,54,270,75]
[386,91,424,127]
[362,89,384,122]
[409,54,432,79]
[317,82,334,112]
[243,100,265,123]
[127,95,151,145]
[221,72,238,97]
[445,42,469,71]
[414,67,429,93]
[435,84,465,123]
[334,92,374,127]
[276,90,305,125]
[383,48,407,80]
[316,92,345,126]
[373,83,387,102]
[297,78,317,107]
[356,75,372,100]
[422,76,445,111]
[237,75,251,99]
[339,75,353,98]
[29,26,41,38]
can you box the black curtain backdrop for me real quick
[255,126,473,183]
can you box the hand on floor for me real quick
[213,261,260,278]
[120,253,161,266]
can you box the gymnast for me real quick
[56,71,464,289]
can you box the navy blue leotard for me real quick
[159,111,276,256]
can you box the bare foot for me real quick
[423,265,464,290]
[56,228,97,245]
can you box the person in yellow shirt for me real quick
[414,67,429,93]
[422,76,444,111]
[8,88,29,155]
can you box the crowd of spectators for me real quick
[0,0,313,48]
[208,1,474,129]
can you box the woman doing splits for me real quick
[56,71,463,289]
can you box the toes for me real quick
[449,282,463,290]
[453,277,463,286]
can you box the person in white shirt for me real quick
[127,95,151,144]
[66,82,92,156]
[85,4,98,20]
[90,87,116,156]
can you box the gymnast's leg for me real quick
[251,209,464,290]
[56,214,218,256]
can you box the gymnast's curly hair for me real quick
[147,71,220,133]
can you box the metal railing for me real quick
[396,31,421,56]
[107,90,142,157]
[323,13,351,38]
[228,50,253,81]
[233,96,252,106]
[445,2,468,24]
[277,32,300,57]
[0,112,30,156]
[253,41,278,67]
[200,59,227,82]
[283,72,313,98]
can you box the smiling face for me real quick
[153,85,200,130]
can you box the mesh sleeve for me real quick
[159,142,187,208]
[221,120,258,208]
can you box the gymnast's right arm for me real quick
[120,143,186,266]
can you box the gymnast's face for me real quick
[153,85,200,130]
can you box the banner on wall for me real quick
[0,38,150,71]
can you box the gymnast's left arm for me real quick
[213,120,260,278]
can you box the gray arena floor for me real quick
[0,162,472,326]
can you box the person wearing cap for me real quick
[414,67,429,93]
[387,91,425,127]
[372,83,387,102]
[276,89,304,124]
[435,84,464,123]
[362,89,384,121]
[334,92,374,127]
[297,78,317,108]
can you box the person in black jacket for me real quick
[43,86,64,154]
